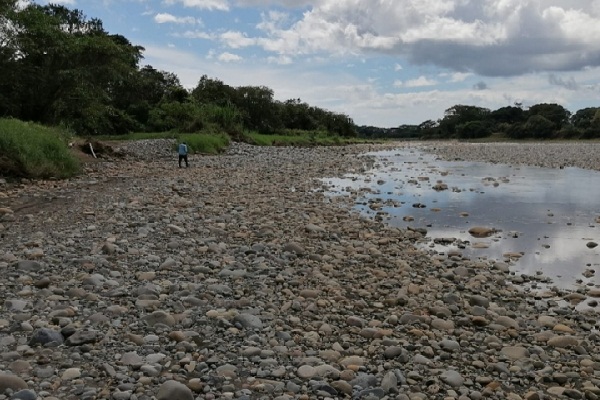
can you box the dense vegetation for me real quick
[0,2,356,139]
[358,103,600,140]
[0,118,79,178]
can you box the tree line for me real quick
[358,103,600,140]
[0,2,356,138]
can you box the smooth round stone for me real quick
[28,328,64,347]
[441,369,464,388]
[547,335,579,348]
[233,314,263,330]
[0,373,28,392]
[440,340,461,351]
[142,311,176,327]
[157,380,193,400]
[10,389,37,400]
[297,365,316,379]
[61,368,81,380]
[469,295,490,308]
[501,346,529,360]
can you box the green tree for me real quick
[456,121,492,139]
[527,103,570,129]
[3,3,145,134]
[0,1,20,116]
[571,107,600,129]
[439,105,490,137]
[233,85,281,132]
[523,115,556,138]
[191,75,235,106]
[489,106,525,125]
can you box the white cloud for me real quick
[404,76,438,87]
[446,72,472,82]
[218,52,243,62]
[394,63,403,71]
[162,0,230,11]
[267,55,293,64]
[236,0,600,77]
[220,31,257,48]
[154,13,199,24]
[179,30,214,39]
[34,0,75,4]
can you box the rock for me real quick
[65,330,101,346]
[0,373,28,392]
[441,369,464,388]
[547,335,579,348]
[468,227,496,238]
[143,311,176,327]
[28,328,64,347]
[283,242,305,255]
[501,346,529,360]
[156,380,193,400]
[233,313,263,330]
[10,389,37,400]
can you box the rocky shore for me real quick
[1,141,600,400]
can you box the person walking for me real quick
[178,141,189,168]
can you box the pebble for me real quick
[0,141,598,399]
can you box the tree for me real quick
[456,121,491,139]
[523,115,556,138]
[4,3,146,134]
[191,75,235,106]
[527,103,570,130]
[233,85,280,132]
[0,0,20,116]
[439,105,490,136]
[571,107,600,129]
[490,106,525,125]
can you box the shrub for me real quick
[0,118,80,179]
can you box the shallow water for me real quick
[323,147,600,293]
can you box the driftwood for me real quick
[89,143,97,159]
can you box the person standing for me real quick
[178,141,189,168]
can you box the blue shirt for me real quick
[178,143,188,155]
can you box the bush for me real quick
[0,118,80,179]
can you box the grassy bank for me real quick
[0,119,80,179]
[248,131,371,146]
[177,133,230,154]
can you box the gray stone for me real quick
[156,380,193,400]
[28,328,64,347]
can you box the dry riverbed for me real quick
[0,141,600,400]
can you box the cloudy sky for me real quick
[32,0,600,127]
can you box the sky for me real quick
[30,0,600,127]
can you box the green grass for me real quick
[177,132,230,154]
[92,132,180,141]
[0,118,80,179]
[247,131,371,146]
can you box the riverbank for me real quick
[1,141,599,400]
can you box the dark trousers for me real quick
[178,154,188,167]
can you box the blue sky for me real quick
[32,0,600,127]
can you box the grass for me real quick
[177,132,230,154]
[248,131,372,146]
[92,132,180,141]
[0,118,80,179]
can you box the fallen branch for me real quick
[89,143,97,159]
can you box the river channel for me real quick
[323,147,600,298]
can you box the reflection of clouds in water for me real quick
[322,148,600,290]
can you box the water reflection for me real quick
[323,148,600,295]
